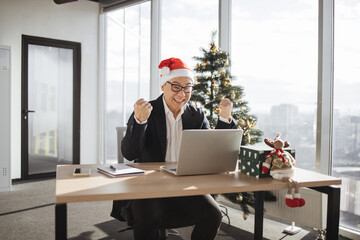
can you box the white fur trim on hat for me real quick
[160,68,194,86]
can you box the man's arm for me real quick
[121,99,153,160]
[121,113,148,160]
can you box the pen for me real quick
[110,165,116,171]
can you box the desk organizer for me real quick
[238,146,295,178]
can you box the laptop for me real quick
[160,129,243,176]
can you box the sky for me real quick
[106,0,360,117]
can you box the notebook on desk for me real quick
[160,129,243,176]
[97,164,145,177]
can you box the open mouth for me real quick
[173,98,185,103]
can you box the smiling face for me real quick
[161,76,193,118]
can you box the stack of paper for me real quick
[97,164,145,177]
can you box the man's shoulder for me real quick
[149,95,163,107]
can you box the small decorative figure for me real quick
[262,133,306,208]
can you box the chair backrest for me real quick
[116,127,127,163]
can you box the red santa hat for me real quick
[158,57,194,86]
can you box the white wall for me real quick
[0,0,100,179]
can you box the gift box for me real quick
[238,145,295,178]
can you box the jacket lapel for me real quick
[182,104,195,130]
[152,95,167,160]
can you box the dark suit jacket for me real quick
[111,94,235,224]
[121,94,235,163]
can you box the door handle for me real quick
[23,109,35,114]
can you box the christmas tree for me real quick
[191,32,262,145]
[191,32,275,218]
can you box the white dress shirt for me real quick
[162,97,184,162]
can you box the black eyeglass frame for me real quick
[166,81,193,93]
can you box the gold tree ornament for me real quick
[195,63,200,69]
[206,91,211,96]
[238,119,246,127]
[202,61,208,67]
[243,213,248,220]
[220,71,226,76]
[236,194,243,202]
[210,43,218,52]
[214,106,220,115]
[225,60,229,67]
[230,92,236,100]
[225,79,231,86]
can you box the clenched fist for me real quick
[219,98,233,121]
[134,98,153,123]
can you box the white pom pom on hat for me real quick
[160,66,170,76]
[158,57,194,87]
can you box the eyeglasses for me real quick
[166,81,193,93]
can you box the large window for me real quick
[231,0,318,171]
[100,1,359,236]
[104,2,151,162]
[334,0,360,233]
[161,0,218,68]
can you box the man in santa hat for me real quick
[111,57,235,240]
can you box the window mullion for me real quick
[122,10,127,125]
[316,0,334,175]
[150,0,161,99]
[219,0,231,54]
[98,13,106,164]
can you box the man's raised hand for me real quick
[219,98,233,121]
[134,98,153,123]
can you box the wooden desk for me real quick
[55,163,341,240]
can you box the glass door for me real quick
[21,35,81,179]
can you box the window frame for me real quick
[98,1,359,237]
